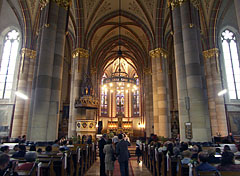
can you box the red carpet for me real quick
[114,159,134,176]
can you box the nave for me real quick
[85,157,152,176]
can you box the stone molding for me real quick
[40,0,71,10]
[21,48,36,59]
[72,48,89,58]
[203,48,219,59]
[168,0,200,9]
[149,48,168,59]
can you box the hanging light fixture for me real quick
[102,0,137,91]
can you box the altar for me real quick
[107,113,133,135]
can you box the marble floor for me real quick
[85,157,152,176]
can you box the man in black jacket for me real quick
[98,134,107,176]
[116,134,131,176]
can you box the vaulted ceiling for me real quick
[19,0,232,74]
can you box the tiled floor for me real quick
[85,157,152,176]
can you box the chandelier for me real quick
[102,0,137,92]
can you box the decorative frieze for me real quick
[203,48,219,59]
[40,0,71,10]
[72,48,89,58]
[149,48,168,59]
[21,48,36,59]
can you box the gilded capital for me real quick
[203,48,219,59]
[149,48,168,59]
[72,48,89,58]
[144,68,152,75]
[169,0,200,9]
[40,0,71,10]
[21,48,36,59]
[90,67,97,74]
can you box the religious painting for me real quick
[228,112,240,136]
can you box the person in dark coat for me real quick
[116,134,131,176]
[99,134,107,176]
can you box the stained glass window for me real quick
[133,78,139,116]
[0,30,20,99]
[116,87,124,114]
[221,29,240,99]
[101,74,108,115]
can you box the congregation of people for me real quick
[0,135,95,176]
[142,133,240,175]
[1,132,240,176]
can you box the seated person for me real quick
[195,151,218,174]
[52,140,60,147]
[12,145,26,158]
[181,150,192,164]
[215,148,221,155]
[0,146,9,154]
[217,151,240,171]
[0,154,10,176]
[43,146,53,155]
[0,154,18,176]
[37,148,42,155]
[29,145,36,152]
[59,141,69,151]
[17,152,36,171]
[234,145,240,156]
[207,148,220,164]
[191,145,199,161]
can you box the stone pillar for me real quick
[180,1,211,141]
[149,48,170,137]
[234,0,240,32]
[143,69,154,137]
[27,1,68,141]
[171,0,211,141]
[172,3,189,142]
[203,48,228,136]
[12,48,36,138]
[68,48,89,137]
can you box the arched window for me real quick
[101,74,108,115]
[0,29,20,99]
[132,78,139,116]
[221,29,240,100]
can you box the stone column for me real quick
[172,3,189,142]
[68,48,89,137]
[27,1,68,141]
[143,69,154,137]
[150,48,170,137]
[11,48,36,138]
[203,48,228,136]
[234,0,240,32]
[180,1,211,141]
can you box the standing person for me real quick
[99,134,107,176]
[135,138,142,163]
[103,139,115,176]
[116,134,131,176]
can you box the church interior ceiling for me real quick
[15,0,230,75]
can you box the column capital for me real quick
[168,0,200,10]
[21,48,36,59]
[144,67,152,75]
[72,48,89,58]
[149,48,168,59]
[203,48,219,59]
[90,67,97,75]
[40,0,71,10]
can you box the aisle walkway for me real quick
[85,157,152,176]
